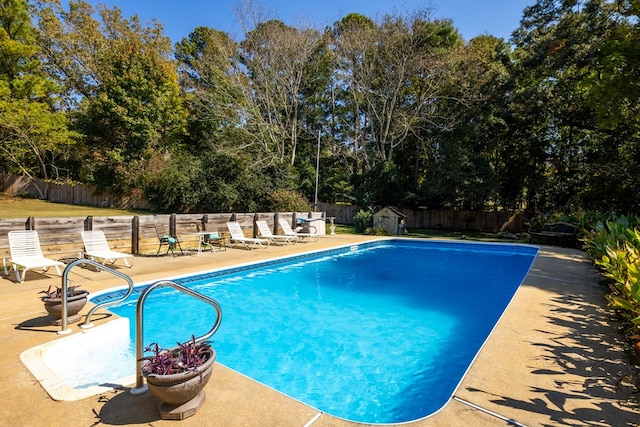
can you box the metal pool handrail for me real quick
[130,280,222,393]
[59,258,135,334]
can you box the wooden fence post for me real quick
[132,216,140,255]
[84,216,93,231]
[253,213,258,238]
[169,213,177,237]
[273,212,280,234]
[201,215,208,232]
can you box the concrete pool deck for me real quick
[1,234,638,426]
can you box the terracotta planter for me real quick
[143,347,216,419]
[42,290,89,320]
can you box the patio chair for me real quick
[226,221,270,250]
[256,220,297,245]
[154,225,184,257]
[81,230,134,268]
[3,230,64,282]
[278,218,318,242]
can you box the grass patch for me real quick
[0,194,152,219]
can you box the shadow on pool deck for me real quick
[1,236,638,426]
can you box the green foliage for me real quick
[353,161,406,206]
[352,208,373,233]
[143,152,206,212]
[509,0,640,214]
[583,214,640,336]
[7,2,640,216]
[596,240,640,331]
[33,1,185,194]
[267,189,310,212]
[366,227,388,236]
[582,215,639,260]
[0,0,77,189]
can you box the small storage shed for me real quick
[373,206,406,235]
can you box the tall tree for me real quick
[0,0,76,195]
[240,20,323,167]
[510,0,639,213]
[33,0,186,193]
[416,35,511,209]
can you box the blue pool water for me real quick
[99,239,537,424]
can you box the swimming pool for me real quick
[91,239,537,424]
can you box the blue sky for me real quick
[82,0,534,43]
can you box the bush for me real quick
[353,209,373,233]
[583,214,640,337]
[267,189,310,212]
[366,227,388,236]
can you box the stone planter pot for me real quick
[143,347,216,420]
[41,290,89,324]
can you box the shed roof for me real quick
[373,206,406,219]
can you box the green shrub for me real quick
[365,227,387,236]
[267,189,310,212]
[583,214,640,336]
[353,209,373,233]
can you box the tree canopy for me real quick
[1,0,638,215]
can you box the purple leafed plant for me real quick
[141,336,212,376]
[38,284,84,299]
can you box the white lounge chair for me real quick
[278,218,318,242]
[226,221,270,250]
[81,230,134,268]
[3,230,64,283]
[256,220,297,245]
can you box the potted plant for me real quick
[140,336,216,420]
[38,284,89,325]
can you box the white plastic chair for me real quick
[81,230,134,268]
[4,230,64,282]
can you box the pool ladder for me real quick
[58,260,223,394]
[131,279,222,394]
[58,258,135,335]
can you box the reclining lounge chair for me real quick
[278,218,318,242]
[226,221,270,250]
[256,220,297,245]
[81,230,134,267]
[4,230,64,283]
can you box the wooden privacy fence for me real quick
[0,173,149,210]
[318,202,523,233]
[0,212,326,259]
[2,174,522,233]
